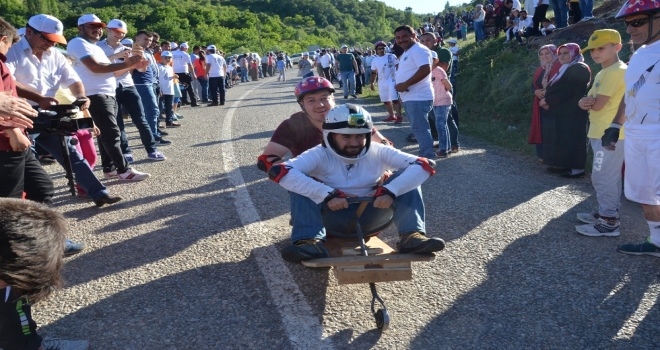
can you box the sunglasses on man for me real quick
[28,26,56,45]
[625,15,660,28]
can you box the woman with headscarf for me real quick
[528,44,561,160]
[539,43,591,178]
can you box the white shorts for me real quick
[624,137,660,205]
[378,83,398,103]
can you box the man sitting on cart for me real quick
[269,103,445,263]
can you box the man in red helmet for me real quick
[257,76,391,172]
[601,1,660,256]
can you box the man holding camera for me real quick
[98,19,166,162]
[6,14,123,207]
[67,14,150,181]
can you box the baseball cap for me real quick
[180,42,189,49]
[121,38,133,46]
[17,27,25,36]
[447,38,458,44]
[581,29,622,53]
[27,14,67,45]
[341,45,348,49]
[107,19,127,33]
[77,14,106,27]
[171,42,178,49]
[303,52,309,56]
[207,44,217,50]
[161,51,173,58]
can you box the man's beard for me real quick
[337,145,364,157]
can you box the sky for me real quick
[379,0,468,14]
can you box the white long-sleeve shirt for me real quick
[278,143,431,204]
[518,17,533,32]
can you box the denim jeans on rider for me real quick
[403,100,435,159]
[288,172,426,243]
[433,105,451,152]
[29,133,109,201]
[135,84,162,141]
[340,70,356,97]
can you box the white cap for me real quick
[207,44,217,50]
[107,19,127,33]
[121,38,133,46]
[161,51,173,58]
[447,38,457,44]
[17,27,25,36]
[77,14,106,27]
[180,42,189,49]
[476,4,483,8]
[341,45,348,49]
[302,52,309,56]
[28,14,67,44]
[171,42,178,49]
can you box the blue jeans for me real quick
[135,84,161,141]
[363,66,370,84]
[474,21,485,41]
[579,0,593,17]
[161,94,175,123]
[550,0,569,27]
[197,77,209,102]
[116,85,157,154]
[403,100,435,158]
[433,105,451,152]
[288,173,426,243]
[29,133,109,201]
[340,70,356,97]
[240,68,249,82]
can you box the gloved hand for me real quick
[602,123,621,150]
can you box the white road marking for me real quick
[220,81,336,349]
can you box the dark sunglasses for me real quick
[29,26,55,45]
[624,15,660,28]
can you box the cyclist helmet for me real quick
[294,76,335,102]
[322,104,373,164]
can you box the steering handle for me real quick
[346,197,375,204]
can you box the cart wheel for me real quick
[375,309,390,331]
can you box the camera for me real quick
[32,99,94,135]
[348,113,366,127]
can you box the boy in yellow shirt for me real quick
[575,29,627,237]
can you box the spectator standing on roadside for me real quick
[276,55,286,82]
[575,30,627,237]
[239,53,249,82]
[337,45,358,99]
[538,43,591,178]
[194,50,208,103]
[172,42,198,107]
[600,1,660,256]
[528,44,561,160]
[430,52,453,158]
[261,53,268,78]
[67,14,150,181]
[532,0,550,35]
[190,45,202,99]
[317,49,332,80]
[158,51,177,127]
[298,52,314,78]
[569,0,582,24]
[98,19,166,163]
[206,45,227,106]
[394,25,435,159]
[474,5,486,43]
[550,0,569,28]
[267,52,275,76]
[579,0,594,20]
[363,49,374,84]
[370,41,402,123]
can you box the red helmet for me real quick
[616,0,660,18]
[294,76,335,101]
[374,41,387,48]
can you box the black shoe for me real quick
[156,138,172,145]
[560,170,585,178]
[38,155,57,164]
[343,96,348,99]
[281,239,330,263]
[208,102,219,106]
[220,102,225,105]
[94,194,122,207]
[405,133,417,142]
[158,129,169,136]
[396,232,445,254]
[351,94,357,98]
[547,167,570,173]
[190,103,200,107]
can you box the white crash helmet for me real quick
[322,104,373,165]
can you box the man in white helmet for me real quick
[268,103,445,263]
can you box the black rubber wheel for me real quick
[375,309,390,331]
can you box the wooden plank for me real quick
[324,235,394,257]
[335,265,413,284]
[301,253,435,267]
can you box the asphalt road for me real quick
[35,74,660,349]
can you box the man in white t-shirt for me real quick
[393,25,435,159]
[370,40,401,123]
[172,42,199,106]
[67,14,150,181]
[205,45,227,106]
[98,19,165,162]
[317,49,332,80]
[602,2,660,256]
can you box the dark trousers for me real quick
[267,65,274,77]
[570,2,582,24]
[161,94,175,123]
[177,73,198,105]
[533,5,549,34]
[261,63,268,77]
[209,77,226,104]
[322,67,331,80]
[87,94,128,174]
[0,149,54,204]
[116,85,157,155]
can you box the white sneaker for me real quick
[576,218,620,237]
[117,168,150,181]
[104,170,118,178]
[41,338,90,350]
